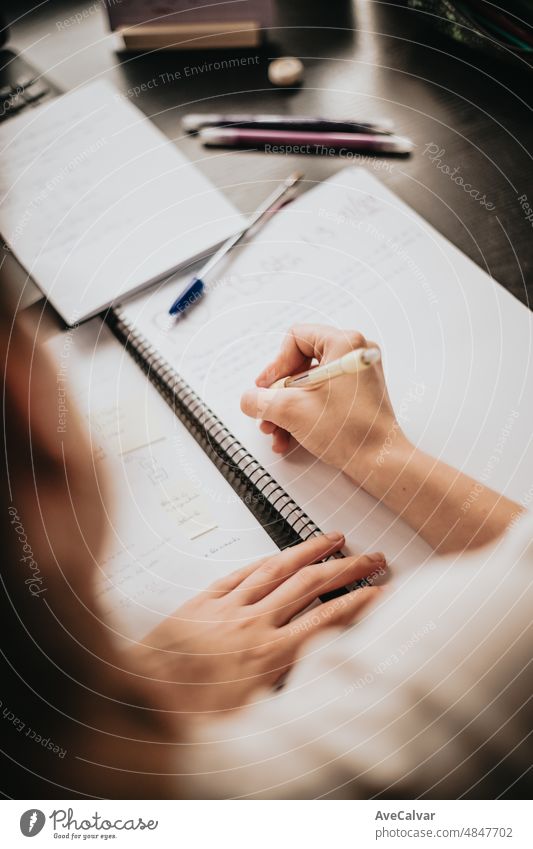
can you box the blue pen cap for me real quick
[169,276,205,316]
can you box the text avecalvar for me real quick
[375,811,436,821]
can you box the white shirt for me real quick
[183,513,533,798]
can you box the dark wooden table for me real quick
[6,0,533,308]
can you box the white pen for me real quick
[168,171,303,317]
[270,348,381,389]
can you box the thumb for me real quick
[240,387,300,430]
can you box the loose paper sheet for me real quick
[0,80,244,324]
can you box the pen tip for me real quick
[289,170,305,185]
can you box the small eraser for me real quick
[268,57,304,87]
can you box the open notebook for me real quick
[47,318,281,643]
[113,168,533,576]
[48,167,533,641]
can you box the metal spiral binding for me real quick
[106,308,350,600]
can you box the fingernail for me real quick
[255,388,274,419]
[257,364,276,387]
[241,388,267,419]
[325,531,344,542]
[368,551,386,563]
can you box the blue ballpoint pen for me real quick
[168,170,304,316]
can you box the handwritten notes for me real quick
[120,167,533,576]
[46,319,277,641]
[160,480,217,540]
[89,399,167,456]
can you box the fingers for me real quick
[260,420,292,453]
[259,421,292,452]
[206,557,270,596]
[255,325,367,388]
[271,426,292,454]
[255,326,313,389]
[260,552,387,624]
[235,533,346,604]
[260,421,292,453]
[285,585,382,642]
[240,385,302,430]
[244,326,372,442]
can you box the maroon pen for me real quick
[199,127,413,155]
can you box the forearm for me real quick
[353,438,522,553]
[242,325,522,553]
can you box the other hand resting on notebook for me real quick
[131,532,384,715]
[241,324,521,554]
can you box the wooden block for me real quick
[119,22,261,50]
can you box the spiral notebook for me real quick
[107,308,329,556]
[110,166,533,588]
[47,314,312,643]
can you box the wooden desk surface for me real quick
[6,0,533,309]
